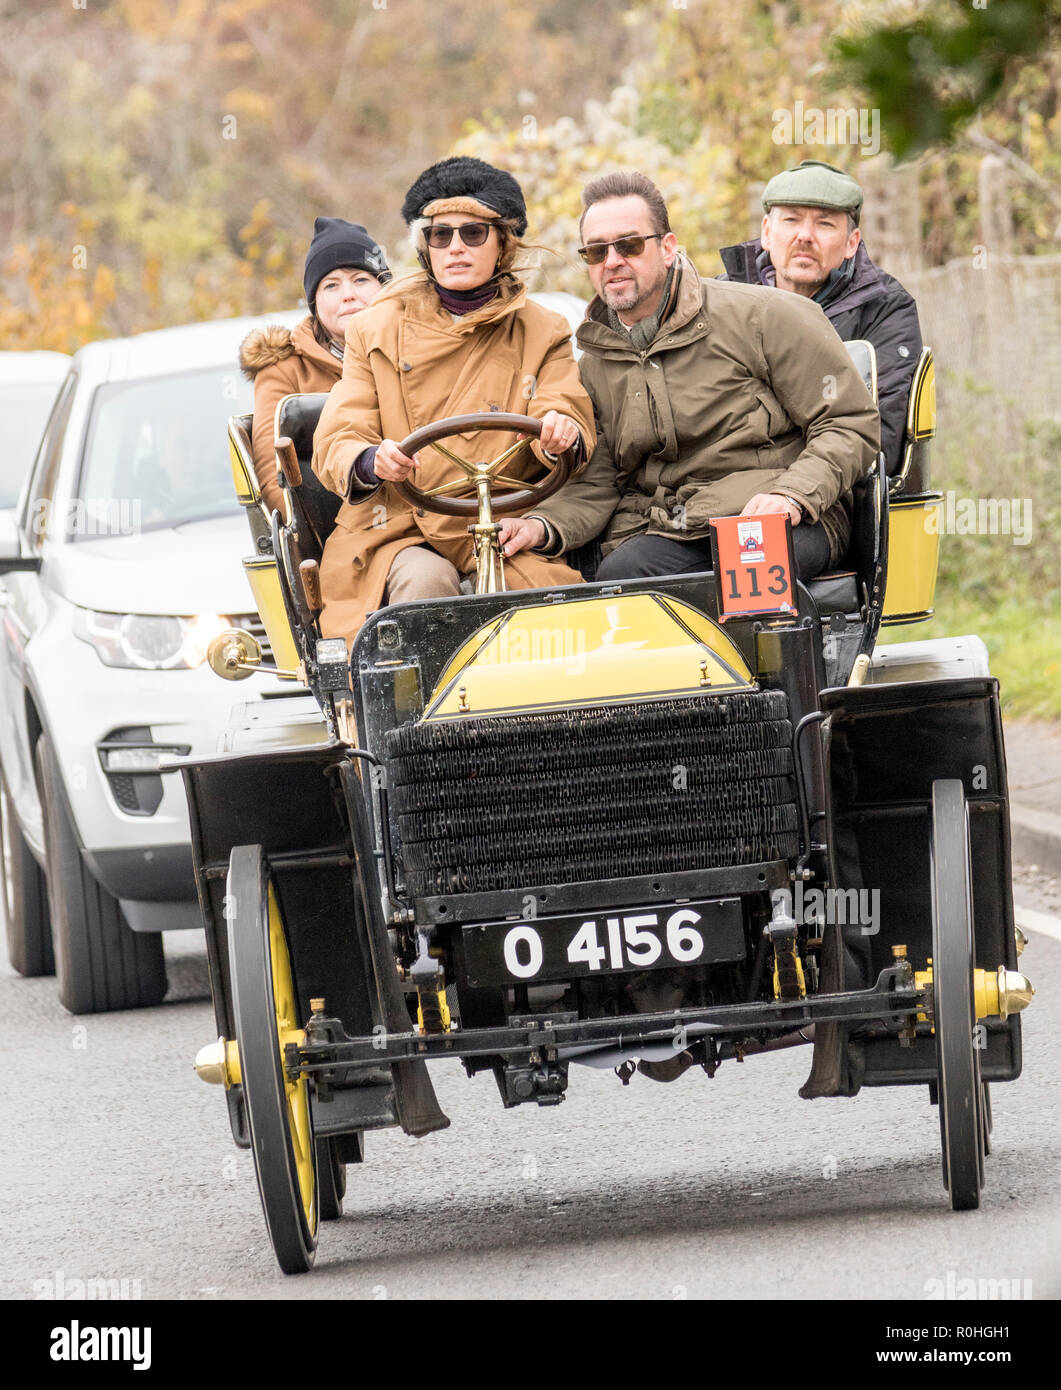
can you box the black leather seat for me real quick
[806,568,859,617]
[275,393,340,565]
[804,339,885,619]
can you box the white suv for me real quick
[0,314,299,1012]
[0,351,69,507]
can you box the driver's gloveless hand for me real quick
[374,439,419,482]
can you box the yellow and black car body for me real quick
[179,343,1031,1272]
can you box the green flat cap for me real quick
[762,160,863,224]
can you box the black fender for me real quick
[818,676,1020,1087]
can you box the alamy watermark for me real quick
[33,1268,142,1300]
[772,101,880,157]
[49,1322,151,1371]
[923,1270,1033,1301]
[774,882,880,936]
[29,497,143,540]
[473,623,587,676]
[924,493,1032,546]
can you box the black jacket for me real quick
[719,239,922,475]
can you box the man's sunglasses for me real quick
[577,233,663,265]
[424,221,497,249]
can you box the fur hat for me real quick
[401,157,527,235]
[303,217,390,308]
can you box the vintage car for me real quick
[182,338,1033,1272]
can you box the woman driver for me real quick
[311,156,595,643]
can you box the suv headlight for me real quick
[74,610,230,670]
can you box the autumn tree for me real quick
[0,0,632,347]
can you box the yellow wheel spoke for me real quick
[429,440,477,474]
[422,476,476,498]
[488,471,535,489]
[484,438,531,474]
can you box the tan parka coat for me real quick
[239,316,341,515]
[311,274,596,642]
[532,254,880,566]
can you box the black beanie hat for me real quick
[303,218,390,308]
[401,157,528,236]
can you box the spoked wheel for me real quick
[929,779,984,1211]
[228,844,318,1272]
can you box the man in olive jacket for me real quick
[500,171,879,580]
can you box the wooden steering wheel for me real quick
[388,412,576,594]
[389,412,574,518]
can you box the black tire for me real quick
[930,779,983,1212]
[228,844,318,1274]
[1,766,54,976]
[316,1137,346,1222]
[36,734,166,1014]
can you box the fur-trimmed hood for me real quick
[239,323,295,379]
[239,316,339,381]
[242,315,341,516]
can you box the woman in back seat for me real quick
[239,218,390,515]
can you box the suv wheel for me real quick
[35,733,167,1014]
[1,767,54,976]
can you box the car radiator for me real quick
[384,690,799,897]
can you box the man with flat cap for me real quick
[720,159,922,477]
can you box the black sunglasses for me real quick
[577,232,663,265]
[424,221,497,249]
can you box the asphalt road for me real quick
[1,865,1058,1303]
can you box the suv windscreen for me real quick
[76,367,253,539]
[0,382,65,507]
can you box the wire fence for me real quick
[902,254,1061,420]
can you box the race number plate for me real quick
[462,898,745,987]
[709,513,797,621]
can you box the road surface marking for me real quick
[1014,903,1061,944]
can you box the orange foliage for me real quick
[0,210,117,353]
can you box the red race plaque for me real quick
[709,512,797,621]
